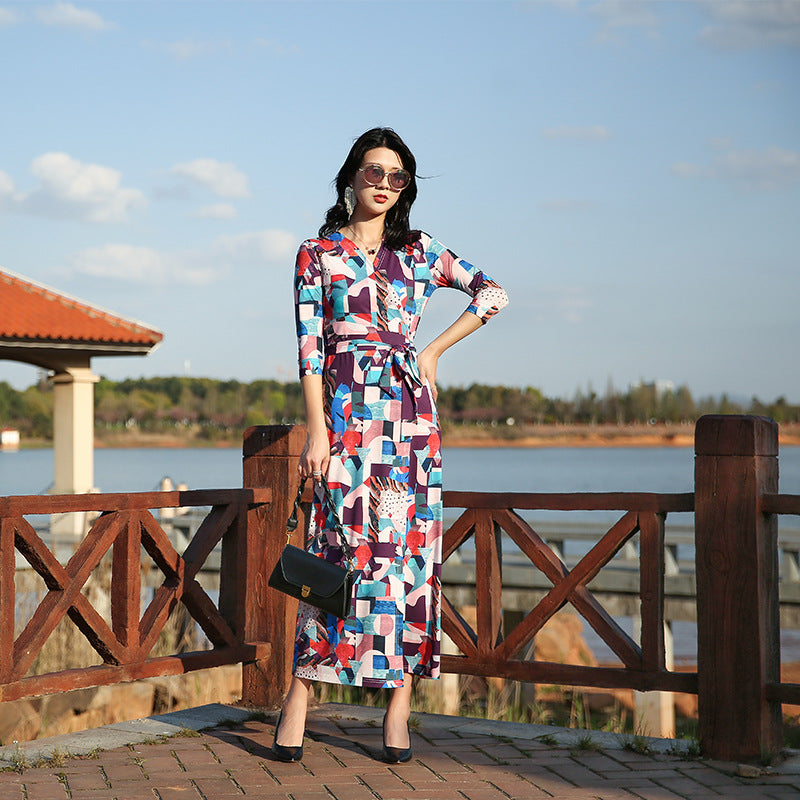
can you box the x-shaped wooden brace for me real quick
[8,512,127,681]
[440,508,643,669]
[5,501,242,681]
[127,503,241,663]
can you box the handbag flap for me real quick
[278,545,350,598]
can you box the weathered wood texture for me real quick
[440,504,676,690]
[695,414,782,761]
[0,488,270,703]
[241,424,307,707]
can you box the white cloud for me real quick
[67,228,296,286]
[15,152,146,222]
[192,203,238,220]
[253,37,301,56]
[542,125,611,141]
[144,38,231,61]
[672,142,800,191]
[0,169,14,196]
[695,0,800,50]
[0,7,19,25]
[215,229,297,263]
[70,244,173,283]
[35,2,114,31]
[589,0,661,40]
[535,286,594,324]
[170,159,250,199]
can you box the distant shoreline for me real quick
[55,421,794,450]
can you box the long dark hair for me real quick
[319,127,419,250]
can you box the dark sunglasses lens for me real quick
[363,165,384,184]
[390,171,410,189]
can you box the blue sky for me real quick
[0,0,798,402]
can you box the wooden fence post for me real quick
[695,414,782,761]
[240,424,306,708]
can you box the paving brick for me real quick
[22,784,68,800]
[189,777,244,797]
[0,786,23,800]
[155,788,204,800]
[103,765,149,785]
[765,790,800,799]
[63,769,110,791]
[628,789,691,800]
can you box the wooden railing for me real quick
[244,417,799,763]
[2,416,799,763]
[0,488,271,703]
[438,492,695,694]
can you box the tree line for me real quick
[0,375,798,442]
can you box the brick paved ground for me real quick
[1,703,799,800]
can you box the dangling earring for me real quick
[344,186,356,217]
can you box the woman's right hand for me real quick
[299,430,330,481]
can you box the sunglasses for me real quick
[357,163,411,191]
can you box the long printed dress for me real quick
[292,231,508,688]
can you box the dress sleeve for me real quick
[294,241,324,378]
[424,235,509,323]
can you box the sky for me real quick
[0,0,798,403]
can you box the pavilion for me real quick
[0,268,163,533]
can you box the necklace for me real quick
[345,227,383,256]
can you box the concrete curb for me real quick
[0,702,253,765]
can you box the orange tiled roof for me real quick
[0,269,162,347]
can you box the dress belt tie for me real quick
[330,334,424,403]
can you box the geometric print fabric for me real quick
[292,231,508,688]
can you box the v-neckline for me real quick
[340,232,383,269]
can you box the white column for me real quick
[50,366,99,536]
[633,619,676,738]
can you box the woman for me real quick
[273,127,508,763]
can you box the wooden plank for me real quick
[442,509,477,561]
[492,509,570,659]
[219,503,248,637]
[140,513,183,579]
[0,488,270,516]
[444,491,694,513]
[181,580,238,649]
[241,424,306,707]
[0,643,271,703]
[766,681,800,706]
[12,512,124,679]
[494,509,569,583]
[137,582,183,658]
[695,414,782,761]
[243,424,307,457]
[761,493,800,515]
[695,414,778,457]
[568,584,642,669]
[440,654,698,694]
[181,503,239,576]
[440,593,478,658]
[639,511,666,673]
[111,511,142,653]
[474,511,502,655]
[12,514,125,666]
[0,519,14,683]
[495,512,642,668]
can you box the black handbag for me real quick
[268,477,355,619]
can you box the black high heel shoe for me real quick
[382,714,412,764]
[271,710,304,763]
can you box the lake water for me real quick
[3,443,800,664]
[3,443,798,497]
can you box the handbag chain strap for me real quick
[285,476,354,570]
